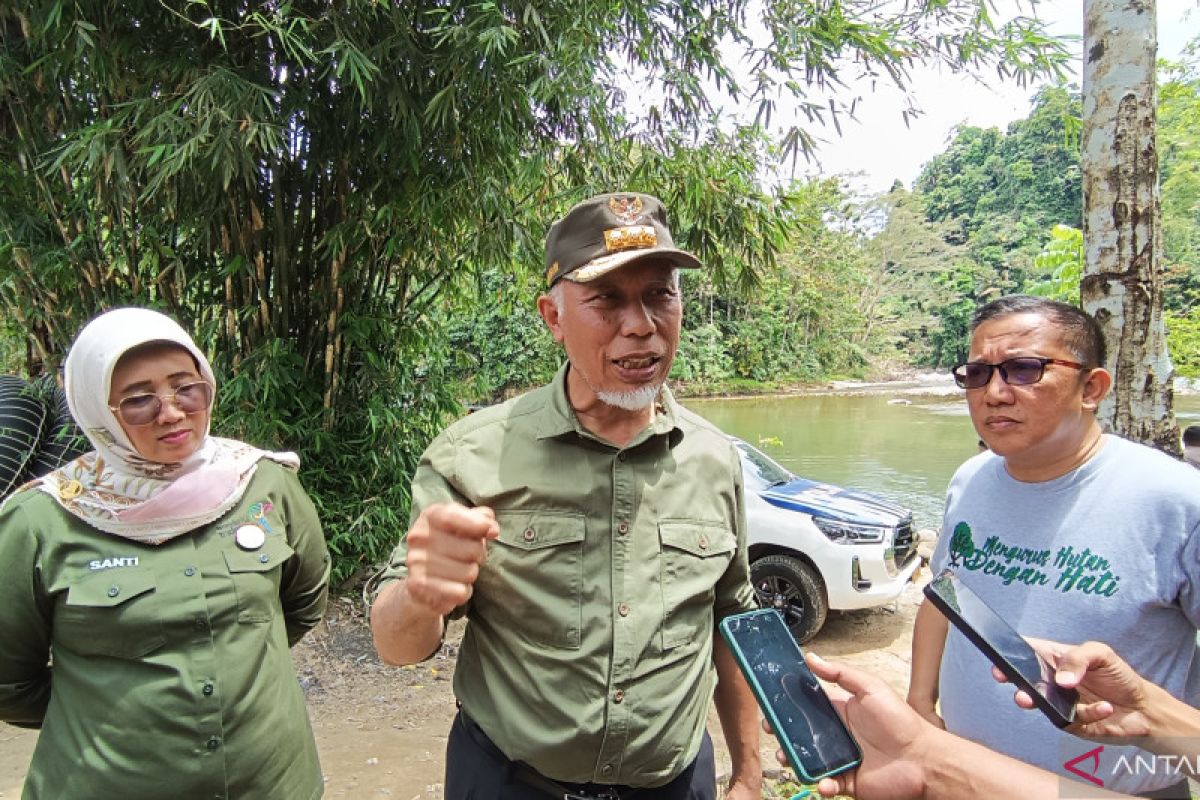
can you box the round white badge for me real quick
[235,524,266,551]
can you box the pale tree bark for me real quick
[1080,0,1180,455]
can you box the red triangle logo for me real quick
[1064,745,1106,787]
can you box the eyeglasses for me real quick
[951,357,1086,389]
[109,381,213,425]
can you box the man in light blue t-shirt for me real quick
[907,295,1200,799]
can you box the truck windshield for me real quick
[737,442,794,490]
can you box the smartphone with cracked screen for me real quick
[719,608,862,782]
[924,568,1077,728]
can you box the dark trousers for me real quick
[445,711,717,800]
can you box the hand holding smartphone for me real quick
[923,569,1077,727]
[719,608,862,782]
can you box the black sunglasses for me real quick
[951,357,1086,389]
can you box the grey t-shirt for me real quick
[931,434,1200,794]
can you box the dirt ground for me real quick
[0,573,929,799]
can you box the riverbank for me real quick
[667,367,951,400]
[673,371,1200,401]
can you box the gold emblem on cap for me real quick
[545,261,560,283]
[604,225,657,252]
[608,196,644,224]
[59,479,83,501]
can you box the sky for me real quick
[790,0,1198,196]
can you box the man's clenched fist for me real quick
[403,503,500,616]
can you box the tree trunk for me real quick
[1080,0,1179,455]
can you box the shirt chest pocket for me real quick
[58,568,165,659]
[474,511,586,650]
[659,521,736,650]
[223,535,295,624]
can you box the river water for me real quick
[686,377,1200,534]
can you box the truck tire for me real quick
[750,554,829,644]
[0,376,48,500]
[26,375,87,477]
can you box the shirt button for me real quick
[107,586,120,597]
[613,689,625,704]
[618,603,630,617]
[258,553,270,564]
[617,522,629,535]
[523,528,536,542]
[699,536,709,550]
[202,683,214,696]
[184,567,196,577]
[617,452,627,462]
[206,737,220,750]
[195,618,208,631]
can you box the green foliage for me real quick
[860,186,979,366]
[672,179,872,385]
[666,40,1199,394]
[1167,309,1200,379]
[924,266,980,368]
[1027,224,1083,303]
[304,331,465,584]
[1159,52,1200,312]
[917,87,1083,232]
[443,269,560,403]
[914,86,1082,281]
[894,64,1198,379]
[0,315,22,374]
[673,322,735,384]
[727,316,795,381]
[908,65,1199,323]
[751,0,1071,166]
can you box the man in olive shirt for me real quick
[370,193,762,799]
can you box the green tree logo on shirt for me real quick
[949,522,976,566]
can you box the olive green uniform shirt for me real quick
[0,459,330,800]
[373,366,756,787]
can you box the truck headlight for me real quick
[813,517,888,544]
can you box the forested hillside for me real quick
[446,68,1199,400]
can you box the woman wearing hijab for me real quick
[0,308,330,799]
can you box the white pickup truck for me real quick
[734,437,921,642]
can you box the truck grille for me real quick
[890,517,917,569]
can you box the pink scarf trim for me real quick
[116,462,243,523]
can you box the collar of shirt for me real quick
[536,363,683,449]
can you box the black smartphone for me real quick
[923,569,1077,728]
[719,608,862,782]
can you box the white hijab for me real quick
[31,308,298,544]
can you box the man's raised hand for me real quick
[403,503,499,616]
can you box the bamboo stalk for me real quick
[322,246,347,427]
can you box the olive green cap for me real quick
[544,193,702,286]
